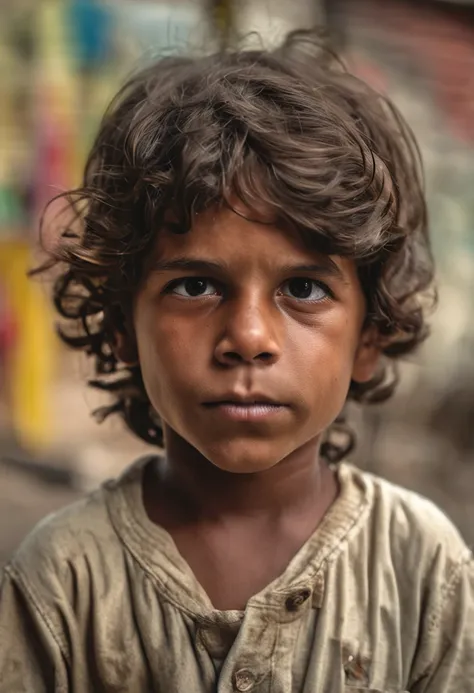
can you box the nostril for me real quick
[215,347,278,366]
[223,351,244,363]
[223,351,274,364]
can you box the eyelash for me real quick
[163,277,334,302]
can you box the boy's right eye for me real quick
[165,277,221,298]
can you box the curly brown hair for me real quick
[37,29,435,462]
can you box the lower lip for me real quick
[204,403,288,421]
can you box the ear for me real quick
[113,329,139,367]
[110,306,139,367]
[351,325,381,384]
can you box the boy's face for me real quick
[128,203,378,473]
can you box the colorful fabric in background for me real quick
[0,187,24,234]
[67,0,113,71]
[0,0,209,452]
[34,0,80,217]
[0,280,16,360]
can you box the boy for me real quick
[0,29,472,693]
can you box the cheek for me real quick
[291,317,359,415]
[134,308,203,413]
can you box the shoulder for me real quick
[4,459,150,618]
[7,484,122,590]
[1,487,123,659]
[342,465,474,673]
[345,464,472,586]
[8,458,151,583]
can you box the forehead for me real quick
[153,204,356,282]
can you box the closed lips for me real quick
[202,399,288,407]
[202,391,288,405]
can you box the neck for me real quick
[151,427,337,523]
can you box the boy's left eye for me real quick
[279,278,330,301]
[167,278,220,297]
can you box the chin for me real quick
[198,438,289,475]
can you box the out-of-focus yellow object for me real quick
[0,0,79,452]
[0,241,56,452]
[211,0,234,49]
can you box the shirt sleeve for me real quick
[410,551,474,692]
[0,565,69,693]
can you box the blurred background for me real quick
[1,0,473,565]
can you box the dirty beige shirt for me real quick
[0,458,473,693]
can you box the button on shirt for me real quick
[0,458,473,692]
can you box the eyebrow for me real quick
[150,257,346,282]
[150,258,229,274]
[278,260,346,282]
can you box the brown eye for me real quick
[281,278,328,301]
[168,278,218,297]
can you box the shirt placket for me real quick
[216,585,315,693]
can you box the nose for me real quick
[214,298,282,367]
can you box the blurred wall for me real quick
[336,0,474,538]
